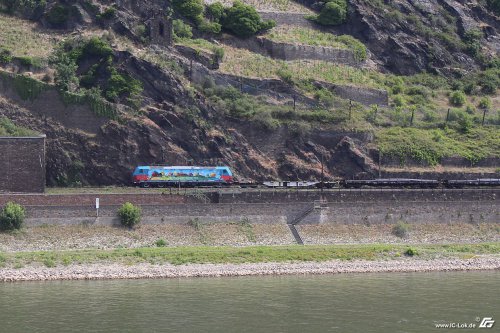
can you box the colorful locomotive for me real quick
[132,165,233,187]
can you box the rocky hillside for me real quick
[0,0,498,186]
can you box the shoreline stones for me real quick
[1,257,500,282]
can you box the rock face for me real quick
[303,0,498,75]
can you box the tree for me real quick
[0,202,25,231]
[53,52,79,92]
[172,0,204,23]
[222,1,275,37]
[316,0,347,26]
[173,19,193,39]
[207,1,225,22]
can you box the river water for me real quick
[0,271,498,333]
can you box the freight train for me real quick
[132,165,500,189]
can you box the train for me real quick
[132,165,500,189]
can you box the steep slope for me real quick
[0,0,498,186]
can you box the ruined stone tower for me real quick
[149,13,173,46]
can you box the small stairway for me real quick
[287,204,315,245]
[287,224,304,245]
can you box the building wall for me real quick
[0,136,45,193]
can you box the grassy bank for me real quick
[1,243,499,268]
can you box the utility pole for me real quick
[410,107,415,126]
[445,108,450,125]
[482,108,487,126]
[349,99,352,120]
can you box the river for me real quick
[0,271,498,332]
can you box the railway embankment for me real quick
[0,189,499,281]
[1,188,497,227]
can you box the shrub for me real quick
[46,4,69,28]
[477,69,499,94]
[173,19,193,39]
[206,1,225,21]
[334,35,367,61]
[53,52,79,92]
[478,97,492,109]
[212,46,224,62]
[315,0,347,26]
[105,68,143,103]
[404,248,417,256]
[97,7,115,21]
[392,94,406,107]
[199,20,222,34]
[449,90,466,106]
[155,239,167,247]
[118,202,141,228]
[172,0,204,23]
[392,221,409,238]
[465,104,476,115]
[222,1,275,37]
[0,202,25,231]
[276,66,293,84]
[0,48,12,64]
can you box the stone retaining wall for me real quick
[191,64,388,106]
[19,189,500,227]
[0,136,45,193]
[219,35,360,66]
[258,11,315,28]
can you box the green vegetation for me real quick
[172,0,204,24]
[377,127,500,165]
[219,45,382,88]
[0,117,37,136]
[404,248,417,256]
[313,0,348,26]
[96,6,116,21]
[219,1,275,37]
[392,221,409,238]
[118,202,142,228]
[51,36,142,109]
[0,0,46,16]
[176,38,224,61]
[2,243,499,267]
[45,4,69,28]
[0,13,60,58]
[449,90,466,106]
[0,202,26,231]
[173,19,193,40]
[0,117,39,136]
[155,239,167,247]
[265,26,367,61]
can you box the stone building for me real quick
[0,135,46,193]
[149,15,173,46]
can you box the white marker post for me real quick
[96,198,100,217]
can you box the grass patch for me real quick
[376,126,500,165]
[0,117,38,136]
[265,26,367,61]
[219,45,383,88]
[0,13,63,58]
[2,243,499,267]
[211,0,312,12]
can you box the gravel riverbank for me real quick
[2,257,499,282]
